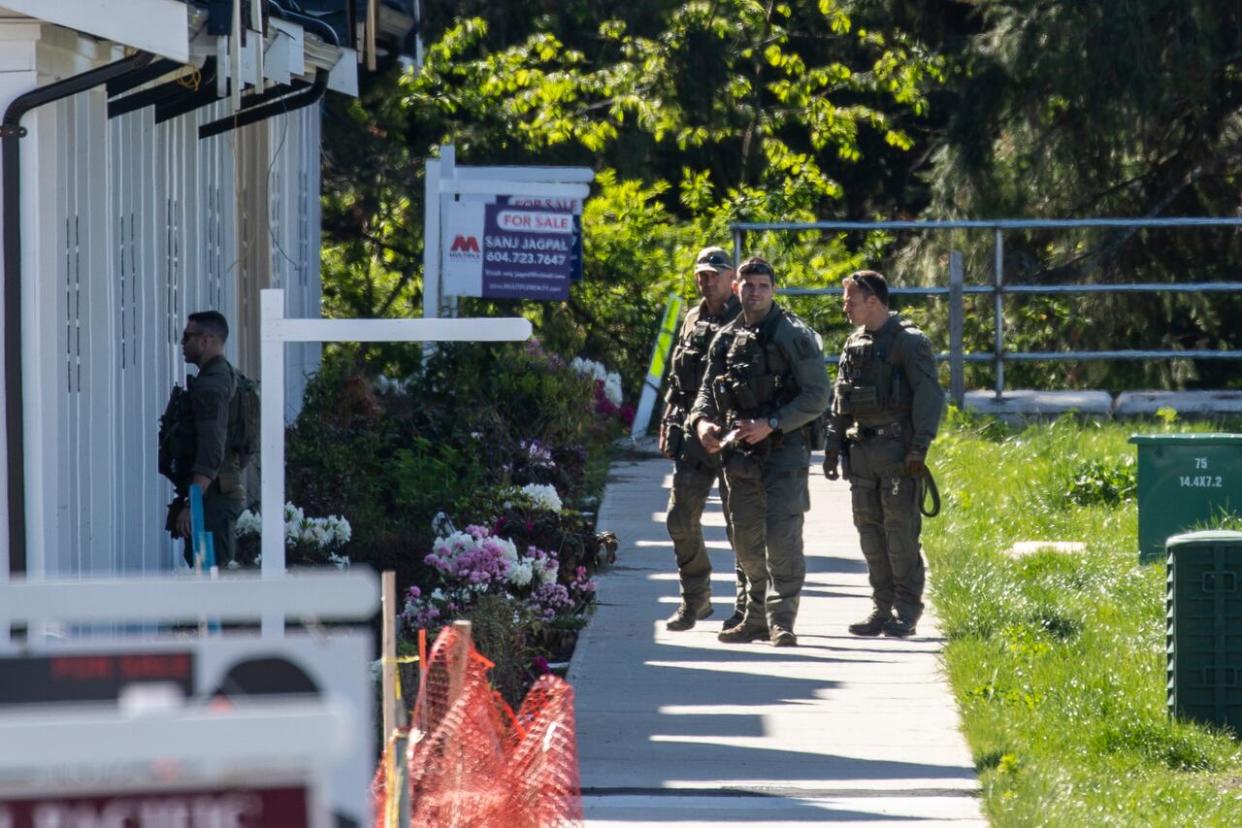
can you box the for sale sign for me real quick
[442,201,575,300]
[499,195,582,282]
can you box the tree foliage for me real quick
[321,0,944,389]
[322,0,1242,395]
[909,0,1242,389]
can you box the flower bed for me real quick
[282,339,627,702]
[234,502,352,568]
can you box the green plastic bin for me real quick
[1166,530,1242,731]
[1129,434,1242,564]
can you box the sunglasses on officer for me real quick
[697,251,732,268]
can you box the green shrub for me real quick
[1065,456,1136,507]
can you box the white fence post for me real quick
[258,288,532,638]
[260,290,287,637]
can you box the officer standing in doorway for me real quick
[691,257,830,647]
[660,246,745,631]
[159,310,247,569]
[824,271,944,638]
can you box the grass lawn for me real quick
[923,410,1242,826]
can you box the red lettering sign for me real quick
[0,785,309,828]
[449,235,480,253]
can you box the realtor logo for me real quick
[449,235,481,257]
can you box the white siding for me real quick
[32,84,324,577]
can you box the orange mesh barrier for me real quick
[373,625,583,827]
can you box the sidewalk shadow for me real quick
[576,457,977,823]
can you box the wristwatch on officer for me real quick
[767,415,781,434]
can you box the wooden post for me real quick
[448,619,473,705]
[949,250,965,407]
[366,0,378,71]
[381,571,398,745]
[380,571,400,828]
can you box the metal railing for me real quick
[730,218,1242,402]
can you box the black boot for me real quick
[848,607,893,637]
[882,614,918,638]
[717,620,769,643]
[721,603,746,630]
[770,626,798,647]
[666,601,713,631]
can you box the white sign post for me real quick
[259,289,532,635]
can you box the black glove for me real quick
[904,451,926,477]
[822,449,840,480]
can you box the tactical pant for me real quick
[722,451,809,631]
[847,435,925,621]
[666,459,743,612]
[182,484,246,568]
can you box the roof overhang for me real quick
[0,0,190,63]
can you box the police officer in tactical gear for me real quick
[660,246,745,632]
[824,271,944,638]
[163,310,247,568]
[691,257,830,647]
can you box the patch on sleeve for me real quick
[793,331,816,359]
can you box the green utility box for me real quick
[1129,434,1242,564]
[1166,530,1242,732]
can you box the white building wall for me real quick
[21,39,324,577]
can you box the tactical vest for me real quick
[832,319,918,425]
[157,384,195,491]
[710,309,796,421]
[668,301,739,412]
[157,363,257,492]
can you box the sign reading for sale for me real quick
[443,202,574,300]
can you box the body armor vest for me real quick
[669,302,738,412]
[832,320,916,425]
[711,311,795,422]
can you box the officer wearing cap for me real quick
[824,270,945,638]
[690,257,830,647]
[660,245,746,631]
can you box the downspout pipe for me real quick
[2,50,154,575]
[197,68,327,140]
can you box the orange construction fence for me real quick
[372,624,584,827]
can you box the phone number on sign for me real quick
[485,251,568,266]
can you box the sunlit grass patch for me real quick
[924,412,1242,826]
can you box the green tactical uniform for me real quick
[690,303,830,633]
[826,312,944,623]
[663,295,742,616]
[185,355,246,567]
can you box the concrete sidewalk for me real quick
[569,443,985,826]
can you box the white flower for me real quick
[508,561,534,587]
[520,483,562,513]
[570,357,607,382]
[235,503,350,554]
[234,510,262,537]
[536,557,559,585]
[327,515,352,545]
[431,511,456,538]
[328,552,350,570]
[374,374,411,396]
[603,372,623,406]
